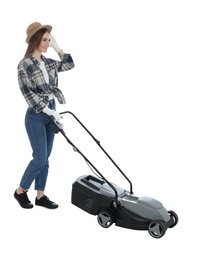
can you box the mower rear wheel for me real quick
[97,209,115,228]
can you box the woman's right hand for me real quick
[43,106,62,121]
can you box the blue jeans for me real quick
[20,100,56,191]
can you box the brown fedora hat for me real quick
[26,22,52,43]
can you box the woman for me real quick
[14,22,75,209]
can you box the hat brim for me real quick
[26,24,52,43]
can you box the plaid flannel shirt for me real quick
[17,53,75,113]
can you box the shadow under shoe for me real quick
[14,190,33,209]
[35,195,58,209]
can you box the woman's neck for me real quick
[32,51,42,62]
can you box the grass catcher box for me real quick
[71,175,113,215]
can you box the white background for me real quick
[1,0,196,259]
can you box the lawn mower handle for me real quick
[51,111,133,203]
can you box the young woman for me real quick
[14,22,75,209]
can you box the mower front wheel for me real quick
[148,220,166,238]
[168,210,179,228]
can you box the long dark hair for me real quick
[24,28,50,58]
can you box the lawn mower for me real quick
[51,111,178,238]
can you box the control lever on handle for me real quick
[51,117,64,134]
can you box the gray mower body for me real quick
[71,174,178,238]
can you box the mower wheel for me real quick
[168,210,179,228]
[97,209,115,228]
[148,220,166,238]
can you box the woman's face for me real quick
[37,32,50,53]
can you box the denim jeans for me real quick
[20,100,56,191]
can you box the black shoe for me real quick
[14,190,33,209]
[35,195,58,209]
